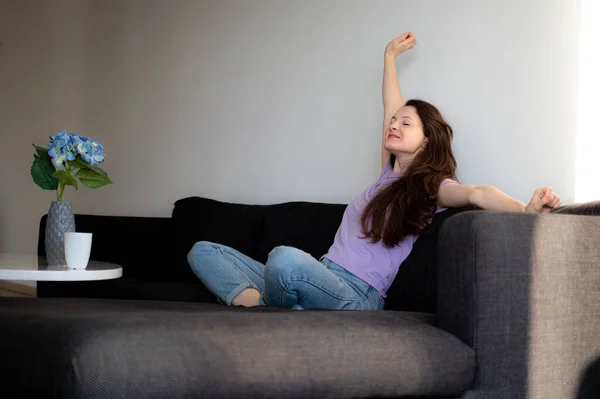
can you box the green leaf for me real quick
[70,158,108,176]
[52,170,78,190]
[32,144,49,158]
[69,158,87,169]
[31,155,58,190]
[74,168,113,189]
[89,165,108,176]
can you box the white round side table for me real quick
[0,253,122,281]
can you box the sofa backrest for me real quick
[171,197,346,271]
[551,201,600,215]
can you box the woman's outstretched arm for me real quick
[381,32,417,170]
[438,183,562,213]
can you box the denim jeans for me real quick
[187,241,385,310]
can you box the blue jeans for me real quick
[187,242,385,310]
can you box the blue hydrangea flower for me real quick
[53,152,67,167]
[46,131,72,167]
[88,140,105,165]
[69,134,83,143]
[47,130,70,150]
[47,145,61,160]
[76,140,90,156]
[45,131,105,168]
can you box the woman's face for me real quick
[384,106,427,156]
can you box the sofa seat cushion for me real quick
[37,277,218,303]
[0,298,475,398]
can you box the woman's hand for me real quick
[385,32,417,59]
[525,187,562,214]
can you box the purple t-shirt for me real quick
[322,160,457,298]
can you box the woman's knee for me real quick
[187,241,222,265]
[265,246,312,277]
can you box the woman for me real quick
[187,32,561,310]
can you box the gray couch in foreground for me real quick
[0,197,599,398]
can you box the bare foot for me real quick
[232,288,261,307]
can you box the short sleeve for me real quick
[436,178,459,213]
[440,178,459,187]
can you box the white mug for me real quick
[64,232,93,269]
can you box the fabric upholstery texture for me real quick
[0,298,475,399]
[551,200,600,215]
[437,211,600,399]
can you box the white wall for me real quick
[0,0,580,254]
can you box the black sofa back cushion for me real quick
[172,197,268,281]
[256,201,346,263]
[172,197,346,266]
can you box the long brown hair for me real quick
[361,99,457,247]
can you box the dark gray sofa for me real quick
[0,197,599,399]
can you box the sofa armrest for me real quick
[436,211,600,399]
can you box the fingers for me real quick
[547,194,561,208]
[534,186,552,202]
[528,186,561,213]
[536,186,550,199]
[528,187,548,211]
[397,32,416,43]
[541,190,554,206]
[387,33,418,57]
[527,187,548,212]
[542,190,560,208]
[541,189,558,208]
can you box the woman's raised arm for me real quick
[381,32,417,170]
